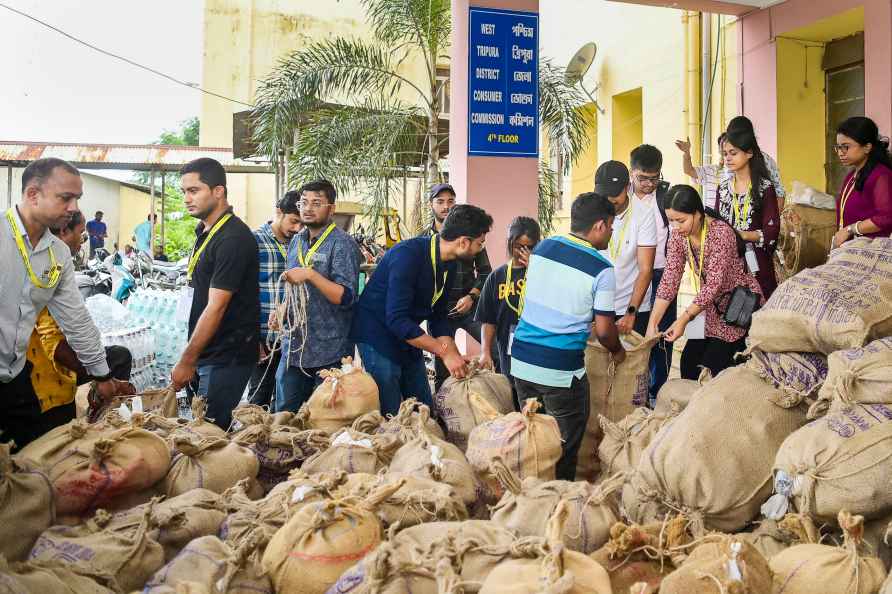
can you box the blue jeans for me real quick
[190,363,253,430]
[649,268,677,407]
[274,356,332,413]
[357,343,431,417]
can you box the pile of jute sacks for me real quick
[4,237,892,593]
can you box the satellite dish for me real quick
[565,42,597,85]
[565,42,605,114]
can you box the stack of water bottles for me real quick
[84,294,159,392]
[126,288,189,386]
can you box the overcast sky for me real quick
[0,0,204,145]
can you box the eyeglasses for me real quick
[833,143,855,153]
[635,173,663,185]
[300,200,329,210]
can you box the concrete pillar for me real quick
[449,0,540,268]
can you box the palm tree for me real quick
[251,0,589,234]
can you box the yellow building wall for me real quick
[201,0,431,231]
[118,186,153,251]
[612,88,644,168]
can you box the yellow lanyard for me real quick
[838,176,857,229]
[5,208,61,289]
[430,234,448,306]
[504,261,523,316]
[686,219,708,294]
[731,180,752,229]
[608,203,634,261]
[187,213,232,280]
[297,223,336,268]
[274,240,287,260]
[562,233,595,249]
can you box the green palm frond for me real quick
[538,162,562,236]
[362,0,451,67]
[538,58,589,172]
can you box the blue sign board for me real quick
[467,7,539,158]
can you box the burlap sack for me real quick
[231,421,327,491]
[862,513,892,571]
[357,398,446,443]
[652,375,704,417]
[623,366,808,533]
[734,513,820,560]
[142,533,272,594]
[300,428,400,475]
[261,483,402,594]
[883,571,892,594]
[329,520,517,594]
[433,364,514,452]
[342,473,468,528]
[18,420,171,515]
[774,202,837,283]
[750,236,892,354]
[660,535,772,594]
[479,502,612,594]
[598,407,676,477]
[770,510,886,594]
[84,386,178,424]
[808,337,892,419]
[304,357,380,434]
[165,397,228,443]
[0,443,54,562]
[745,348,829,409]
[28,504,165,592]
[578,332,659,481]
[589,546,671,594]
[465,396,562,503]
[592,516,695,577]
[0,556,114,594]
[161,436,259,497]
[387,424,479,508]
[767,401,892,523]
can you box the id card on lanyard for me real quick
[685,220,707,340]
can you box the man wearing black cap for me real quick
[421,183,493,390]
[595,161,656,337]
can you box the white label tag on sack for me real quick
[430,444,444,469]
[118,402,132,421]
[332,431,372,449]
[685,312,706,339]
[131,396,144,414]
[745,247,760,274]
[175,286,194,324]
[291,485,313,503]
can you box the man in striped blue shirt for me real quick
[512,192,625,480]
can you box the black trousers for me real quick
[0,346,132,452]
[680,337,747,380]
[247,350,281,408]
[514,375,590,481]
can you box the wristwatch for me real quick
[626,305,637,316]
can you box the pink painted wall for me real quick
[739,0,892,151]
[450,0,539,270]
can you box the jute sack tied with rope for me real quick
[773,201,837,283]
[750,236,892,354]
[261,482,403,594]
[659,535,772,594]
[301,428,400,475]
[0,556,115,594]
[433,363,514,452]
[28,503,165,592]
[769,510,886,594]
[479,501,613,594]
[766,401,892,523]
[161,435,260,497]
[652,375,705,417]
[165,397,228,444]
[341,472,469,529]
[489,461,623,554]
[578,332,660,482]
[17,419,171,515]
[623,366,808,533]
[598,406,678,477]
[82,386,178,424]
[733,513,820,560]
[808,336,892,420]
[0,443,54,562]
[465,396,562,503]
[862,512,892,572]
[142,533,272,594]
[352,398,446,444]
[745,348,829,409]
[304,356,379,434]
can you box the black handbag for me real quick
[714,286,760,329]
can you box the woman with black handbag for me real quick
[646,185,763,380]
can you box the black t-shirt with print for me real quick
[474,263,525,370]
[188,211,260,366]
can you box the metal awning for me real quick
[0,141,273,173]
[606,0,786,16]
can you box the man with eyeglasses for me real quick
[275,180,361,413]
[629,144,674,407]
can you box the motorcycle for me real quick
[75,248,113,299]
[147,257,188,290]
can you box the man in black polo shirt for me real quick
[170,157,260,429]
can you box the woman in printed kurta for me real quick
[648,185,763,380]
[832,116,892,249]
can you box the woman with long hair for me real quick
[714,125,780,299]
[647,185,763,380]
[832,116,892,248]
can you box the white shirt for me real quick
[600,200,657,315]
[633,191,668,270]
[693,152,785,207]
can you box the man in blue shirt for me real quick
[132,214,156,255]
[85,211,106,258]
[351,204,493,416]
[511,192,625,480]
[276,180,361,412]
